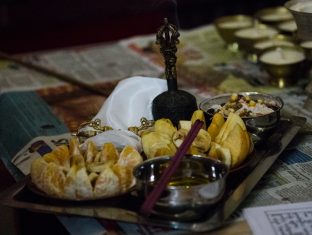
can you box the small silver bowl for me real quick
[133,155,228,221]
[199,92,284,138]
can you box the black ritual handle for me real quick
[156,18,179,91]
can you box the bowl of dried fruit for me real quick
[199,92,284,138]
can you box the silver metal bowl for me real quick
[285,0,312,41]
[133,155,228,221]
[199,92,284,139]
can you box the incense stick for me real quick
[140,119,204,216]
[0,51,110,97]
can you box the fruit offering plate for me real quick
[0,116,306,232]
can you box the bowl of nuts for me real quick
[199,92,284,138]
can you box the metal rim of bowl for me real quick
[133,155,229,189]
[198,92,284,119]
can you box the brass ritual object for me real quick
[152,18,197,126]
[74,118,113,141]
[75,117,154,141]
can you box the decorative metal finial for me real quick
[152,18,197,126]
[156,18,180,90]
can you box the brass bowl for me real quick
[133,155,228,221]
[255,6,294,25]
[259,46,306,87]
[234,24,279,53]
[300,40,312,60]
[253,34,295,56]
[277,20,298,35]
[214,15,254,50]
[285,0,312,41]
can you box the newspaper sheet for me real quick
[243,201,312,235]
[0,43,162,93]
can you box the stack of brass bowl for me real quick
[285,0,312,41]
[255,6,294,26]
[234,23,279,53]
[213,4,311,87]
[214,15,254,52]
[252,34,295,61]
[259,46,306,87]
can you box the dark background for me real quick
[0,0,287,54]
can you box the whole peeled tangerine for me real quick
[30,137,143,200]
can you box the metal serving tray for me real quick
[0,116,306,232]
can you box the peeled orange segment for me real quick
[74,166,93,199]
[86,162,111,173]
[93,166,120,197]
[117,145,143,169]
[30,138,144,200]
[69,137,81,156]
[100,142,119,163]
[30,158,49,187]
[41,162,66,197]
[43,152,60,164]
[52,145,70,168]
[112,164,133,193]
[85,141,98,163]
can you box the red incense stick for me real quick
[140,119,204,216]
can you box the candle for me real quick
[260,47,305,65]
[290,1,312,13]
[215,15,254,48]
[218,20,252,29]
[260,11,293,22]
[254,39,294,50]
[277,20,297,33]
[235,27,278,39]
[300,41,312,49]
[300,41,312,60]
